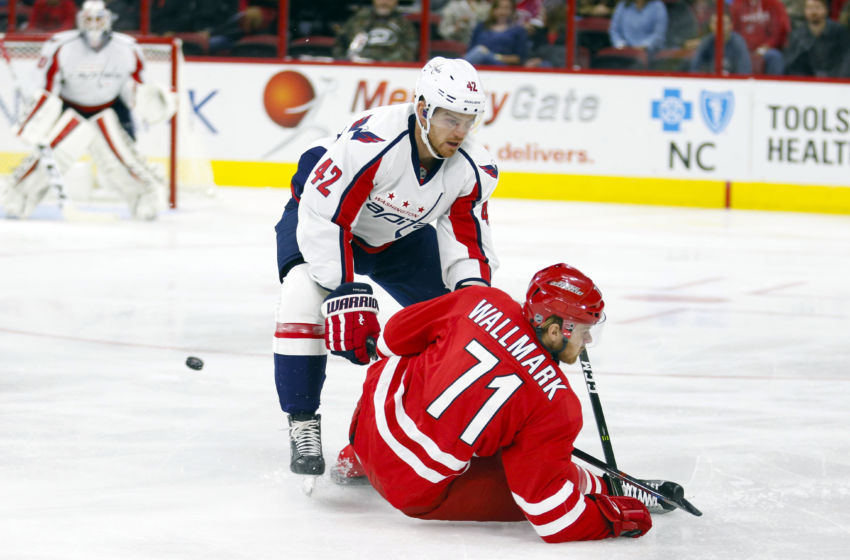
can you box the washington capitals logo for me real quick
[350,115,384,143]
[479,164,498,178]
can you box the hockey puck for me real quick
[185,356,204,370]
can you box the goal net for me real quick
[0,34,215,209]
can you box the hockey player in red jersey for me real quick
[333,263,653,542]
[273,57,500,476]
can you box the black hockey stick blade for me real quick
[572,447,703,517]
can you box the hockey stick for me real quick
[572,447,703,517]
[579,348,623,495]
[0,35,30,119]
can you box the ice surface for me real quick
[2,189,849,559]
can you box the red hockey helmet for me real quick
[523,263,605,334]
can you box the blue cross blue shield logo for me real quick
[651,89,693,132]
[699,91,734,134]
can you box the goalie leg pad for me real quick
[13,90,63,145]
[2,111,94,218]
[88,108,166,220]
[1,156,49,218]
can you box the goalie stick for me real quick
[579,348,624,495]
[0,35,25,104]
[572,447,703,517]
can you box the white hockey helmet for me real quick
[77,1,112,50]
[413,57,487,159]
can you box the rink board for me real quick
[2,60,848,213]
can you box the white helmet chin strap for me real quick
[416,106,446,160]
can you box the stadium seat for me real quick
[576,17,612,57]
[650,47,695,72]
[230,34,280,58]
[592,46,648,70]
[288,35,336,59]
[429,39,468,59]
[405,11,441,39]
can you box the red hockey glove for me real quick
[321,282,380,365]
[588,494,652,538]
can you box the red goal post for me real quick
[0,34,214,208]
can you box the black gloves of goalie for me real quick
[321,282,380,365]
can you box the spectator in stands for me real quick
[664,0,699,48]
[463,0,530,66]
[683,0,717,48]
[780,0,805,27]
[841,0,850,27]
[105,0,139,32]
[689,9,753,74]
[27,0,77,32]
[578,0,616,17]
[784,0,850,76]
[524,2,567,67]
[151,1,238,36]
[439,0,490,44]
[838,50,850,76]
[730,0,790,74]
[609,0,669,55]
[208,0,278,55]
[332,0,417,62]
[516,0,544,26]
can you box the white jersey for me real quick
[296,102,500,292]
[36,30,145,110]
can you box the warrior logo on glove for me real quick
[322,283,381,365]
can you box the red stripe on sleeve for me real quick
[44,48,62,92]
[448,182,491,284]
[342,229,355,283]
[334,159,381,283]
[132,52,144,84]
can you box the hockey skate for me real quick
[607,476,677,515]
[330,444,370,486]
[288,413,325,475]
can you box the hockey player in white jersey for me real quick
[274,57,501,476]
[1,1,174,220]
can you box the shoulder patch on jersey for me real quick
[350,115,385,144]
[479,164,498,179]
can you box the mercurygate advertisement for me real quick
[2,60,848,188]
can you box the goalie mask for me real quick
[77,1,112,50]
[413,57,487,159]
[523,263,606,347]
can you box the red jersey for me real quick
[352,286,615,542]
[730,0,791,51]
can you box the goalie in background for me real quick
[334,263,655,542]
[1,0,176,220]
